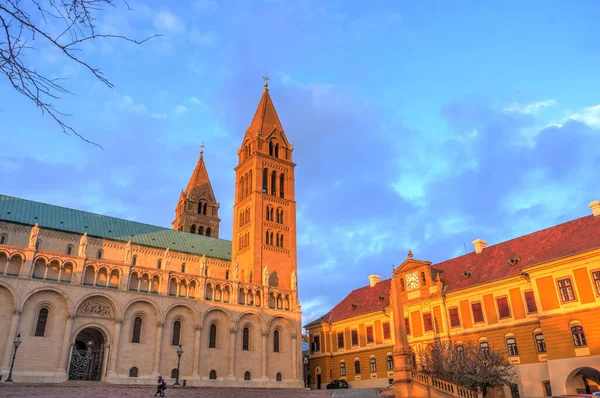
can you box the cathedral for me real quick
[0,82,304,387]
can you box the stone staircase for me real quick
[412,371,482,398]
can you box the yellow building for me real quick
[307,201,600,397]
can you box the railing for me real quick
[413,371,481,398]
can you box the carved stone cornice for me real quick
[263,221,290,231]
[262,245,290,254]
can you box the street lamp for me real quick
[5,334,22,383]
[174,344,184,386]
[303,356,309,388]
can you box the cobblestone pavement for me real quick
[332,389,381,398]
[0,385,334,398]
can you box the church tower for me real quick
[232,79,297,289]
[172,147,221,238]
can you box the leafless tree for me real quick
[0,0,160,148]
[418,340,520,396]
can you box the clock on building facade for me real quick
[406,272,419,290]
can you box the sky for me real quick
[1,0,600,326]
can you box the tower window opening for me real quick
[262,168,268,193]
[271,171,277,196]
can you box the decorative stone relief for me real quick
[78,233,88,257]
[77,299,113,318]
[29,223,40,249]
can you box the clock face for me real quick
[406,272,419,290]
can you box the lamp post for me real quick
[5,334,22,383]
[174,344,184,386]
[303,356,309,388]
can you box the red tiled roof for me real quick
[305,213,600,327]
[249,88,284,137]
[436,214,600,293]
[304,279,391,328]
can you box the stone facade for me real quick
[0,84,303,388]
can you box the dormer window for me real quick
[508,257,520,266]
[463,270,472,279]
[378,295,386,301]
[421,271,427,286]
[351,303,358,309]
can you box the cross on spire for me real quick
[200,142,205,157]
[263,73,270,88]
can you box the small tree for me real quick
[418,340,519,396]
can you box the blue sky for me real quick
[2,0,600,325]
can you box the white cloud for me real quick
[120,95,147,113]
[151,113,168,120]
[174,105,188,115]
[154,10,184,32]
[504,99,557,115]
[569,104,600,128]
[189,28,216,44]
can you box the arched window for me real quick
[370,357,377,372]
[354,359,361,374]
[129,367,138,377]
[225,270,230,280]
[274,330,280,352]
[132,255,137,266]
[206,227,212,237]
[199,226,204,235]
[197,201,203,214]
[209,324,217,348]
[506,336,518,356]
[209,370,217,380]
[132,317,142,343]
[34,307,49,337]
[66,245,73,255]
[243,327,250,351]
[171,368,178,379]
[279,173,285,198]
[157,259,162,269]
[421,271,427,286]
[571,324,587,347]
[340,361,346,376]
[97,249,103,259]
[535,332,546,353]
[387,355,394,371]
[191,225,196,234]
[262,168,268,193]
[181,263,186,273]
[244,371,251,381]
[479,340,489,354]
[271,171,277,195]
[400,278,405,292]
[248,170,253,193]
[276,372,282,381]
[0,234,6,244]
[172,320,181,346]
[269,140,274,156]
[275,143,279,158]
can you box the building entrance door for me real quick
[68,327,105,381]
[317,374,321,389]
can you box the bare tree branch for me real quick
[0,0,162,149]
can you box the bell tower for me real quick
[232,78,297,289]
[172,146,221,238]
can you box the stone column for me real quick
[227,328,236,380]
[390,265,415,398]
[107,318,123,379]
[20,249,35,279]
[261,331,268,380]
[192,325,202,378]
[1,309,21,371]
[291,333,297,379]
[57,313,76,379]
[152,322,164,377]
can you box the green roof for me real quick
[0,194,232,261]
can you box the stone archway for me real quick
[68,327,106,381]
[566,366,600,394]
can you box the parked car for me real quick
[326,379,349,389]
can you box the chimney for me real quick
[590,201,600,217]
[472,239,487,254]
[368,274,381,287]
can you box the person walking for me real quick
[154,375,167,397]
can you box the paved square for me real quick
[0,386,335,398]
